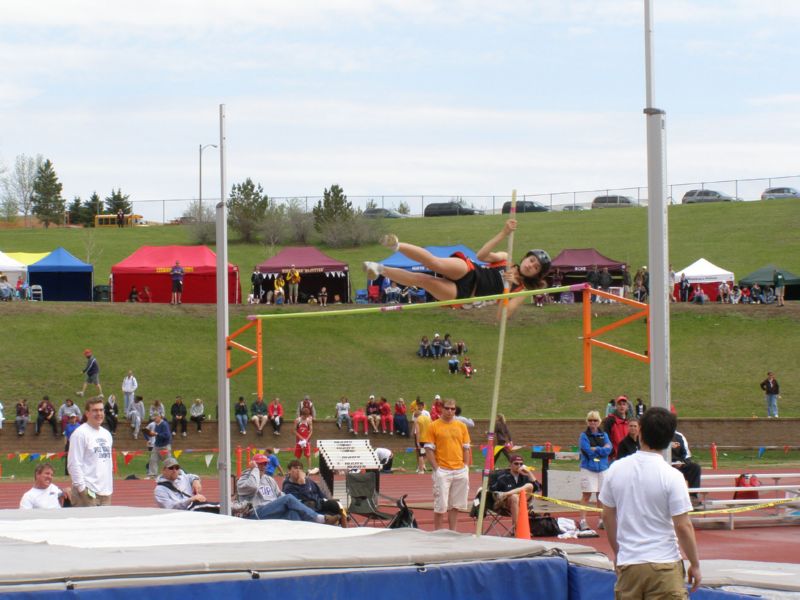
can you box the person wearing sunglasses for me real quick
[579,410,612,531]
[154,457,218,513]
[491,454,540,534]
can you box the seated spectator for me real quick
[741,286,751,304]
[335,396,353,432]
[154,457,219,512]
[366,395,381,433]
[15,399,30,436]
[104,394,119,434]
[430,396,443,421]
[441,333,454,356]
[0,276,14,301]
[717,281,730,303]
[236,454,344,525]
[417,335,432,358]
[379,396,393,434]
[127,395,145,439]
[190,398,205,432]
[318,286,328,307]
[171,396,188,437]
[234,396,248,434]
[764,286,776,304]
[730,286,742,304]
[282,459,345,518]
[149,399,165,420]
[139,286,152,303]
[393,398,409,437]
[399,285,415,304]
[431,333,443,358]
[296,394,316,419]
[462,356,474,378]
[454,340,468,355]
[58,398,81,433]
[15,276,29,300]
[36,395,59,437]
[251,397,269,436]
[751,283,764,304]
[351,407,368,435]
[266,397,282,435]
[307,295,318,304]
[385,280,401,303]
[671,430,702,506]
[448,354,460,374]
[128,286,139,302]
[691,285,708,304]
[491,454,540,533]
[20,463,71,509]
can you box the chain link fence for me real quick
[128,174,800,224]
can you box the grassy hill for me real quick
[0,200,797,420]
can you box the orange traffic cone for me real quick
[515,488,531,540]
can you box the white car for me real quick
[761,187,800,200]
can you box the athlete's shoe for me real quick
[363,261,383,280]
[380,234,399,252]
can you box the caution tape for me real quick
[531,494,603,513]
[529,494,800,516]
[692,497,800,515]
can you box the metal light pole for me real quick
[643,0,672,461]
[199,143,218,214]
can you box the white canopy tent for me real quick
[0,250,27,283]
[675,258,734,284]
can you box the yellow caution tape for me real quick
[531,494,603,513]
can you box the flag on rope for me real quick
[57,452,66,459]
[204,454,214,468]
[30,453,41,462]
[532,445,545,452]
[46,453,56,459]
[173,450,183,459]
[159,449,170,458]
[19,453,30,462]
[124,454,135,466]
[7,453,15,460]
[758,447,766,459]
[553,445,562,453]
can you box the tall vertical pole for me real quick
[216,104,232,514]
[199,144,203,213]
[644,0,671,457]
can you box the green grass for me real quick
[0,200,798,421]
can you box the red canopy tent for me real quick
[111,246,241,304]
[257,246,350,303]
[549,248,626,284]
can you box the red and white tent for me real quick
[674,258,733,301]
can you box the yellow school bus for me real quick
[94,214,145,228]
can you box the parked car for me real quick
[591,195,636,209]
[562,205,586,212]
[681,189,735,204]
[363,207,407,218]
[501,200,549,214]
[761,187,800,200]
[423,202,483,217]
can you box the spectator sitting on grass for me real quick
[462,356,474,378]
[448,354,460,374]
[417,335,432,358]
[431,333,443,358]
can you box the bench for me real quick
[702,473,800,486]
[689,484,800,530]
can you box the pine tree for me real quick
[84,192,103,226]
[105,188,132,214]
[312,184,353,232]
[229,178,268,243]
[31,159,65,229]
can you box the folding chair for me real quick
[355,289,369,304]
[470,470,515,537]
[30,284,44,301]
[345,471,396,527]
[367,285,380,303]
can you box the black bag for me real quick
[530,513,561,537]
[388,495,418,529]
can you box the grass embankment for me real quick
[0,199,797,421]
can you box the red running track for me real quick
[2,471,798,564]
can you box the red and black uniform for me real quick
[450,253,522,299]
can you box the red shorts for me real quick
[295,443,311,458]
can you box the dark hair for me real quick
[287,459,304,470]
[518,249,552,290]
[639,407,676,450]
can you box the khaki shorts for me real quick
[71,485,112,507]
[580,468,604,494]
[615,561,687,600]
[432,466,469,513]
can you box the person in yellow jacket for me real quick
[274,275,286,305]
[286,266,301,304]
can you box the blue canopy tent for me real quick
[28,247,94,301]
[378,244,485,273]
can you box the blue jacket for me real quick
[154,419,172,447]
[579,429,612,472]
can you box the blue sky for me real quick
[1,1,798,220]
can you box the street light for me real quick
[199,143,218,215]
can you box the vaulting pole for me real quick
[475,190,517,536]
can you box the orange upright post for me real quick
[582,288,593,392]
[711,442,718,470]
[236,446,243,478]
[112,449,118,475]
[515,488,531,539]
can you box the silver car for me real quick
[761,187,800,200]
[681,189,734,204]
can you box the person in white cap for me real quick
[366,395,381,433]
[154,457,219,512]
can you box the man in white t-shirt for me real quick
[599,407,701,598]
[68,397,114,506]
[20,463,70,509]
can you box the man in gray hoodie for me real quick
[236,454,343,525]
[154,457,218,512]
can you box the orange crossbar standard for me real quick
[226,319,264,400]
[581,285,649,392]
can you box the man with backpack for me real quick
[154,457,218,512]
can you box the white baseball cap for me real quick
[434,394,441,400]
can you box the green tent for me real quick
[739,264,800,300]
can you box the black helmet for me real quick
[524,249,551,278]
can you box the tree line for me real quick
[1,154,132,228]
